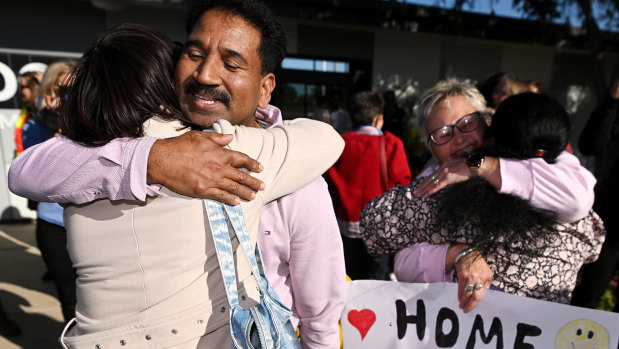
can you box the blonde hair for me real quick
[415,78,486,145]
[34,60,77,112]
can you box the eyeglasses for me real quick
[427,111,484,145]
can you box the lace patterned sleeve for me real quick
[571,210,607,264]
[360,180,442,256]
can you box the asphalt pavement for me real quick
[0,221,65,348]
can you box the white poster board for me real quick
[341,280,619,348]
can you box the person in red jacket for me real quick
[326,91,411,280]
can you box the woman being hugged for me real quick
[361,79,600,311]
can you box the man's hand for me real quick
[147,131,265,205]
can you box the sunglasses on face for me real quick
[427,111,484,145]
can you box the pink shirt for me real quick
[394,152,596,283]
[9,105,346,349]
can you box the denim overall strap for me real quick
[204,199,244,308]
[221,203,264,279]
[205,199,299,349]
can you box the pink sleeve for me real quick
[498,151,596,223]
[394,242,453,283]
[288,178,346,349]
[8,135,161,204]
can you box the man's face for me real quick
[425,95,485,163]
[491,80,509,108]
[175,9,275,128]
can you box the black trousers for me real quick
[35,218,77,322]
[341,235,389,281]
[570,224,619,312]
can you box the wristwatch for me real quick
[466,152,485,176]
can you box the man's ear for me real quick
[258,73,276,109]
[372,114,384,130]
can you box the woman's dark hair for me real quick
[185,0,287,75]
[436,92,571,271]
[60,23,196,146]
[484,92,570,164]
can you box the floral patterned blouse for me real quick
[360,178,606,304]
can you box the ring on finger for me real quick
[474,283,483,291]
[432,176,440,185]
[464,284,474,293]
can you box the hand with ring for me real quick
[464,283,484,293]
[453,247,493,313]
[413,158,472,197]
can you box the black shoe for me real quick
[0,317,21,337]
[42,271,53,282]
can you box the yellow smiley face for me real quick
[555,319,610,349]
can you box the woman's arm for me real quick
[499,152,595,223]
[395,242,493,313]
[413,152,595,223]
[360,181,428,256]
[214,118,344,204]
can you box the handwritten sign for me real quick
[341,280,619,348]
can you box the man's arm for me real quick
[9,132,264,204]
[286,178,346,348]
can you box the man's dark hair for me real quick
[185,0,287,75]
[60,23,195,146]
[349,91,384,126]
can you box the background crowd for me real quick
[1,0,618,347]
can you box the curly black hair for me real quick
[436,92,570,269]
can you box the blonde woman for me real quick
[30,60,76,138]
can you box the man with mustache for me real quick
[10,0,345,347]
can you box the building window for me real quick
[282,57,349,74]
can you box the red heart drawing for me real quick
[348,309,376,340]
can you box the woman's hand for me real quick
[447,245,493,313]
[413,156,501,197]
[413,158,471,197]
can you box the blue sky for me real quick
[400,0,591,28]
